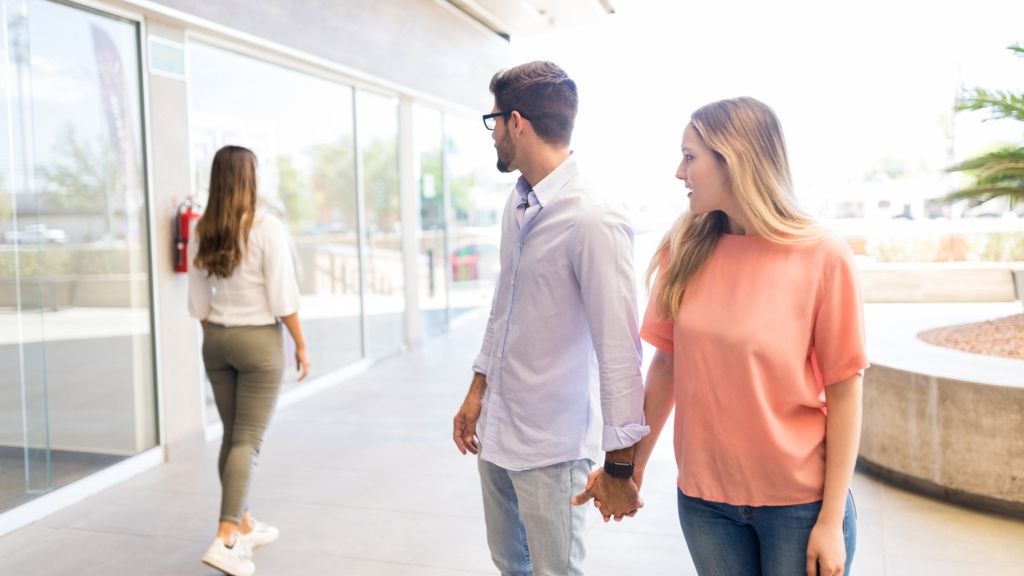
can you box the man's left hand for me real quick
[570,468,643,522]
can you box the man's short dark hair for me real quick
[489,61,578,147]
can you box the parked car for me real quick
[3,224,67,244]
[451,241,499,282]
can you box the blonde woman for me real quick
[635,98,866,576]
[188,145,310,576]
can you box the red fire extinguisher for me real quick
[173,196,203,273]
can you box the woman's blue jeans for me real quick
[677,489,856,575]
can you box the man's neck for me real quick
[519,146,571,189]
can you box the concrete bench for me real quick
[858,263,1021,303]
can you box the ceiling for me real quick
[446,0,615,40]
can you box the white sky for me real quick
[510,0,1024,224]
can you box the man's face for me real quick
[491,105,517,173]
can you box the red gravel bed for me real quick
[918,313,1024,361]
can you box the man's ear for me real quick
[509,110,527,135]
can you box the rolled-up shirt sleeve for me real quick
[573,206,650,451]
[813,243,869,386]
[262,215,300,318]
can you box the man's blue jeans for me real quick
[678,489,857,575]
[478,458,591,576]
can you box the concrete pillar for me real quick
[400,97,421,347]
[145,23,205,453]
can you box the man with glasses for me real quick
[452,60,648,575]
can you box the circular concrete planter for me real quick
[860,330,1024,518]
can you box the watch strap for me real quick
[603,460,634,479]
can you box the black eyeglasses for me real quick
[482,110,529,130]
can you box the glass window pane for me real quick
[445,115,509,321]
[189,41,363,403]
[0,0,155,513]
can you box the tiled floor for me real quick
[1,315,1022,575]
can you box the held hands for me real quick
[570,468,643,522]
[806,519,846,576]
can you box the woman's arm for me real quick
[633,348,676,490]
[280,312,310,381]
[807,372,863,576]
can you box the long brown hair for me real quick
[646,97,823,319]
[193,145,258,278]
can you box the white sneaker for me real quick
[201,537,255,576]
[239,520,279,549]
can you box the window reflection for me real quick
[416,106,447,338]
[0,0,155,513]
[189,42,363,399]
[445,115,510,320]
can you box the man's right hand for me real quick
[453,374,486,455]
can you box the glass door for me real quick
[0,0,157,513]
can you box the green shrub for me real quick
[0,245,137,278]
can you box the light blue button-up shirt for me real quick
[472,155,650,471]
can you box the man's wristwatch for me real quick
[603,460,634,479]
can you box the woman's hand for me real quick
[806,519,846,576]
[295,346,310,381]
[632,466,645,492]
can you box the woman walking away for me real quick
[188,145,310,576]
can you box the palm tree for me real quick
[945,44,1024,208]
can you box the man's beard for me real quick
[495,132,514,173]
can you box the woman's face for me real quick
[676,123,731,216]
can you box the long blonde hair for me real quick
[646,97,823,319]
[194,145,258,278]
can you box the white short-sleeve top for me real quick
[188,211,300,326]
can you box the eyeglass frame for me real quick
[482,110,530,130]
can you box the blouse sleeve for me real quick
[639,248,674,353]
[262,215,301,318]
[813,243,869,386]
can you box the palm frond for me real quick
[944,184,1024,204]
[946,142,1024,166]
[946,43,1024,209]
[956,88,1024,122]
[947,146,1024,178]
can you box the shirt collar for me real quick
[515,154,578,208]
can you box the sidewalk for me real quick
[0,314,1022,575]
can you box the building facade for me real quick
[0,0,610,534]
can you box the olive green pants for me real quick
[202,322,284,524]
